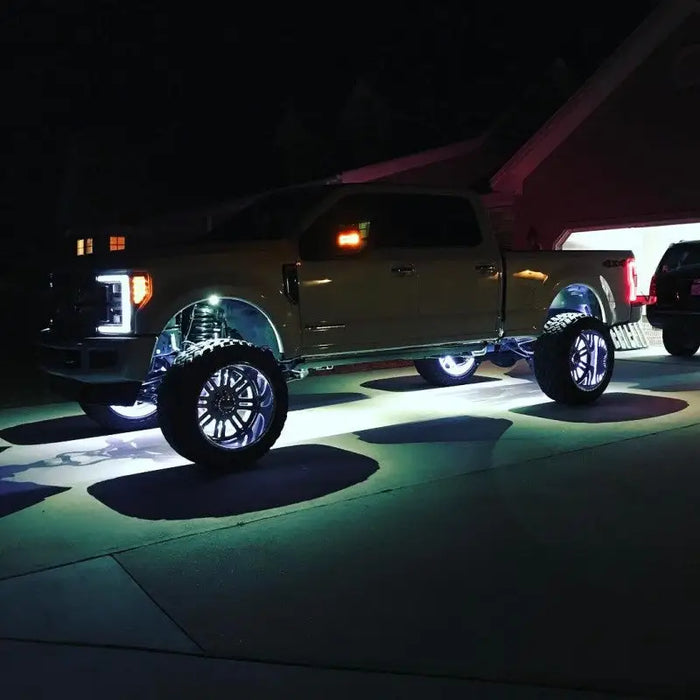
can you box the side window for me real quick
[298,192,483,258]
[376,194,482,248]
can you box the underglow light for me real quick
[97,274,131,334]
[208,294,221,305]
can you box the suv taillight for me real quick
[648,274,657,306]
[626,257,638,303]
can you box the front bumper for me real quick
[38,331,157,405]
[46,375,143,405]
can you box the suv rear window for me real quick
[659,243,700,271]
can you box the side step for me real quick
[610,321,649,351]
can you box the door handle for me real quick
[391,265,415,276]
[475,263,498,275]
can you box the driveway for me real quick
[1,352,699,698]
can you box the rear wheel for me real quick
[662,324,700,357]
[533,312,614,404]
[415,355,479,387]
[157,339,288,469]
[80,400,158,432]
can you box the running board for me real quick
[610,322,649,351]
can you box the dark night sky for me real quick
[2,0,659,255]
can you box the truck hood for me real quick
[53,236,294,276]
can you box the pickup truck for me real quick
[38,183,644,469]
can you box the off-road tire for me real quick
[414,356,480,387]
[80,401,159,432]
[157,338,288,469]
[533,312,614,405]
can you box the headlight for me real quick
[96,272,152,334]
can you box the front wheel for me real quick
[157,339,288,469]
[80,400,159,432]
[414,355,480,387]
[533,312,614,405]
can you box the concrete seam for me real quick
[108,554,206,654]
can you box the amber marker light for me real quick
[337,230,362,248]
[131,273,153,307]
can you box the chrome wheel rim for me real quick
[197,363,275,449]
[438,355,477,377]
[569,330,609,391]
[110,401,157,420]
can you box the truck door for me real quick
[296,192,422,355]
[403,193,503,342]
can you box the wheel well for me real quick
[548,284,604,322]
[164,297,283,357]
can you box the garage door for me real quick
[558,222,700,297]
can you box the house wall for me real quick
[515,12,700,249]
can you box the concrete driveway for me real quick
[1,352,699,698]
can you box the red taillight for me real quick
[626,257,638,303]
[648,274,657,306]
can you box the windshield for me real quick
[202,185,339,242]
[659,242,700,272]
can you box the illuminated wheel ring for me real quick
[437,355,477,378]
[196,363,275,449]
[568,329,609,391]
[110,401,158,420]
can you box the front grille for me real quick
[38,345,118,371]
[88,350,118,369]
[48,271,108,338]
[39,345,81,369]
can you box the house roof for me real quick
[490,0,700,194]
[329,134,487,184]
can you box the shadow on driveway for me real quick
[0,483,70,517]
[289,392,368,410]
[0,435,178,518]
[87,444,378,520]
[0,415,110,446]
[510,392,688,423]
[633,380,700,393]
[1,393,369,446]
[356,416,512,444]
[361,375,499,393]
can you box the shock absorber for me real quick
[186,303,226,343]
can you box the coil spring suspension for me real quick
[186,303,226,343]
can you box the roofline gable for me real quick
[490,0,699,195]
[330,134,486,184]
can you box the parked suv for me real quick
[647,240,700,356]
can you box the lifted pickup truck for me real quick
[39,183,643,468]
